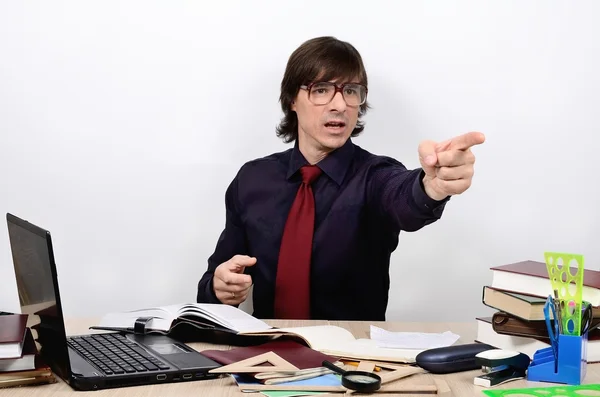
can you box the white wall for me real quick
[1,0,599,322]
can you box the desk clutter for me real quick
[91,303,459,364]
[5,251,600,394]
[475,251,599,387]
[199,338,450,394]
[89,302,467,393]
[0,312,56,389]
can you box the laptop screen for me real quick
[6,213,72,379]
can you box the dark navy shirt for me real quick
[196,138,449,321]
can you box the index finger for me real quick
[230,255,257,267]
[448,131,485,151]
[219,271,252,286]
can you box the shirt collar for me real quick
[287,138,355,186]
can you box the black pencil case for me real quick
[415,343,496,374]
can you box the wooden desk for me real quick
[4,319,600,396]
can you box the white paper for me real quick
[369,325,460,349]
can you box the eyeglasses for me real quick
[300,81,368,107]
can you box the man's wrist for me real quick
[422,174,449,201]
[411,170,449,217]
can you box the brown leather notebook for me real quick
[201,339,339,370]
[492,311,600,340]
[0,374,56,389]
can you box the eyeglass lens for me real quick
[309,82,366,106]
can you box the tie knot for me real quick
[300,165,322,185]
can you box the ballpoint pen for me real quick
[553,289,563,334]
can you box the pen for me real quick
[553,289,563,334]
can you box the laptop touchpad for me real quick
[148,343,189,356]
[147,343,207,369]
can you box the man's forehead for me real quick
[313,74,362,84]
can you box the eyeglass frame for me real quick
[299,81,368,106]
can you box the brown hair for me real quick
[276,36,370,143]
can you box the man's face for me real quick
[291,79,362,153]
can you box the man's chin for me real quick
[318,133,350,150]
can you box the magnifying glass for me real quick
[322,360,382,393]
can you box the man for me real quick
[196,36,484,321]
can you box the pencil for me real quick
[340,360,381,372]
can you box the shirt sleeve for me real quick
[196,173,249,304]
[368,158,449,232]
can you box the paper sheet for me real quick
[369,325,460,349]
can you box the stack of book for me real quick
[475,260,600,362]
[0,313,56,389]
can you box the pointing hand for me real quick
[418,131,486,201]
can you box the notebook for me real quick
[201,339,340,385]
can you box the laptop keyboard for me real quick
[67,333,171,375]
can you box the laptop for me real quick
[5,213,222,391]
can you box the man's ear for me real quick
[290,100,296,111]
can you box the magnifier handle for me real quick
[322,360,346,375]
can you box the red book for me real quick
[201,339,338,370]
[0,314,28,359]
[0,328,37,372]
[490,260,600,306]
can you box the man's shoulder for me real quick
[352,143,408,170]
[236,147,292,177]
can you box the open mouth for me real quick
[324,121,346,128]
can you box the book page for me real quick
[247,325,422,363]
[179,303,272,333]
[249,325,357,350]
[321,338,422,363]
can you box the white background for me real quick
[1,1,598,322]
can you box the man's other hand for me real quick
[418,131,486,201]
[213,255,256,305]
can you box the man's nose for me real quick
[328,91,347,112]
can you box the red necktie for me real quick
[274,165,322,319]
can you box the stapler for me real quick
[473,349,530,387]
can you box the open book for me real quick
[91,303,274,335]
[91,303,426,363]
[244,325,427,363]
